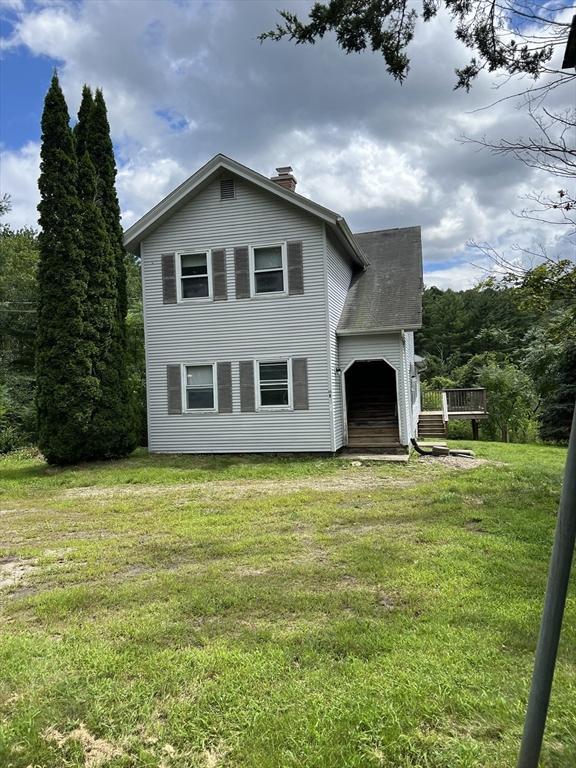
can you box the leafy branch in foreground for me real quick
[259,0,574,90]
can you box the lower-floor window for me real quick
[185,365,214,409]
[258,361,289,407]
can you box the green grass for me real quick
[0,443,574,767]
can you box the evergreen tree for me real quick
[77,152,126,458]
[81,87,136,456]
[73,85,94,159]
[36,74,95,464]
[89,89,128,319]
[539,342,576,444]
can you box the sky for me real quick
[0,0,574,289]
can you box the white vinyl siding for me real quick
[325,231,354,449]
[338,333,411,446]
[141,176,331,453]
[405,331,420,437]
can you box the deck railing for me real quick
[421,389,443,411]
[421,388,487,415]
[444,388,487,414]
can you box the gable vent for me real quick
[220,178,235,200]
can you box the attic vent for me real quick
[220,178,235,200]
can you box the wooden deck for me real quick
[419,389,488,439]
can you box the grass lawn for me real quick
[0,442,574,767]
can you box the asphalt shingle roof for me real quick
[337,226,423,333]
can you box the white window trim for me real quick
[181,362,218,413]
[255,358,293,411]
[249,242,287,298]
[176,250,213,303]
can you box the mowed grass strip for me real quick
[0,443,574,767]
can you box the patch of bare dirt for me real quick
[417,455,492,470]
[233,566,268,577]
[60,472,414,503]
[0,556,35,590]
[202,742,230,768]
[43,724,123,767]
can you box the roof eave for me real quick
[337,324,422,336]
[335,217,369,267]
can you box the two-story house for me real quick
[124,154,423,454]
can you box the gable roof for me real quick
[337,227,423,334]
[123,154,368,266]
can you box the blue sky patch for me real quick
[155,108,190,133]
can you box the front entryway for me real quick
[345,360,400,449]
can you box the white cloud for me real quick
[2,4,91,55]
[117,156,186,227]
[1,0,573,289]
[0,141,40,230]
[424,262,485,291]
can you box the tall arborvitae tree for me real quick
[73,85,94,160]
[89,89,128,320]
[36,74,95,464]
[77,152,123,458]
[76,86,136,456]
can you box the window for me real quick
[220,178,235,200]
[185,365,214,410]
[252,245,285,294]
[258,361,290,407]
[180,252,210,299]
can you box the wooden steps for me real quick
[345,360,401,451]
[418,412,447,438]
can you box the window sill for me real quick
[183,409,218,415]
[250,291,288,300]
[256,406,293,412]
[178,297,214,304]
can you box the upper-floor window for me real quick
[179,252,211,299]
[185,364,215,410]
[251,244,286,295]
[257,360,290,408]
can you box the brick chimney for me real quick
[271,166,297,192]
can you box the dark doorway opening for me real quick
[345,360,400,449]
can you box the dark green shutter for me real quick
[167,365,182,414]
[162,253,177,304]
[234,246,250,299]
[217,362,233,413]
[287,241,304,295]
[239,361,255,412]
[212,249,227,301]
[292,358,309,410]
